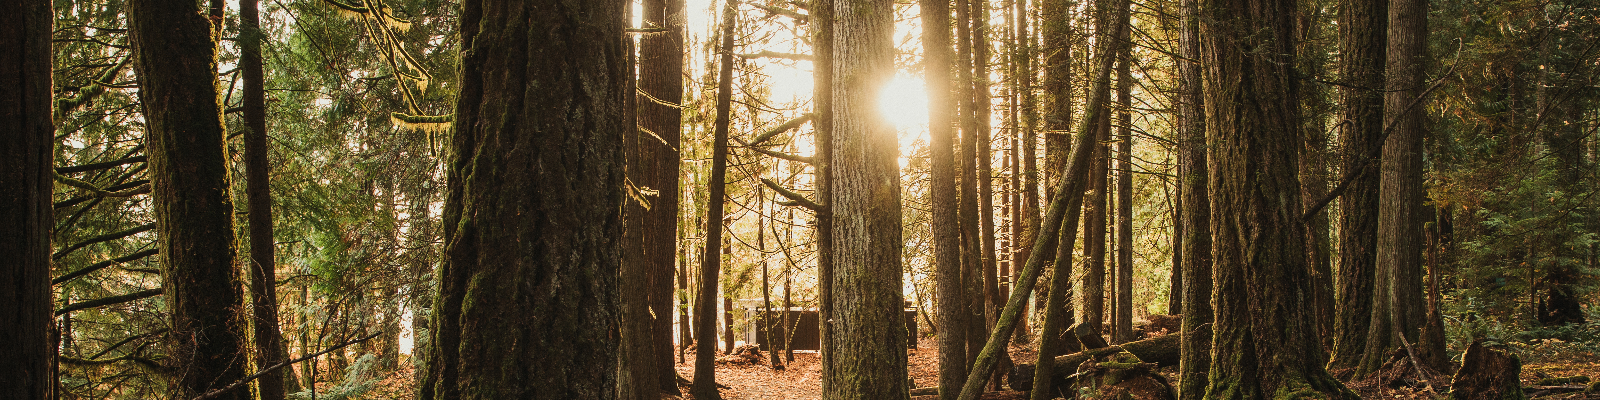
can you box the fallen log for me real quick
[1010,325,1203,392]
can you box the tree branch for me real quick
[760,178,823,211]
[57,155,147,174]
[190,331,383,400]
[52,223,156,260]
[56,288,164,315]
[738,50,814,61]
[54,248,159,285]
[746,113,814,146]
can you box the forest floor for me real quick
[357,336,1600,399]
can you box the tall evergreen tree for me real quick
[419,0,628,398]
[1329,0,1387,373]
[240,0,290,397]
[691,1,737,398]
[129,0,249,396]
[1197,0,1354,394]
[0,0,55,396]
[825,0,908,397]
[637,0,686,391]
[919,0,967,396]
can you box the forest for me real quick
[1,0,1598,398]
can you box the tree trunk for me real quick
[0,0,54,396]
[972,1,1006,387]
[955,0,988,373]
[1295,0,1337,353]
[811,0,837,394]
[1197,0,1354,394]
[826,0,908,398]
[129,0,250,396]
[1329,0,1386,374]
[1081,107,1110,340]
[1113,18,1135,345]
[1174,0,1211,395]
[417,0,627,398]
[1359,0,1431,376]
[638,0,685,392]
[692,2,737,397]
[620,12,661,397]
[921,0,968,395]
[241,0,289,397]
[1038,0,1073,345]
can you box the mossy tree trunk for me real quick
[1360,0,1435,376]
[824,0,908,397]
[418,0,627,398]
[129,0,250,396]
[0,0,54,396]
[1329,0,1387,374]
[1174,0,1212,395]
[1197,0,1355,394]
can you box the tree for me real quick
[920,0,967,396]
[418,0,628,397]
[1174,0,1212,395]
[1359,0,1440,374]
[1112,14,1135,344]
[1329,0,1386,373]
[0,0,54,396]
[128,0,249,396]
[824,0,908,397]
[240,0,290,397]
[637,0,686,391]
[691,1,737,398]
[1197,0,1354,394]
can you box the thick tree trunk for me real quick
[1329,0,1387,374]
[418,0,627,398]
[129,0,250,397]
[825,0,908,398]
[920,0,967,396]
[1174,0,1211,395]
[692,2,737,397]
[240,0,290,398]
[1197,0,1354,395]
[620,15,661,398]
[0,0,54,396]
[638,0,685,392]
[955,0,988,373]
[1359,0,1433,376]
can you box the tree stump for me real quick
[1449,340,1525,400]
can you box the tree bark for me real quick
[1329,0,1387,373]
[826,0,908,398]
[1174,0,1212,395]
[0,0,54,396]
[921,0,968,396]
[1197,0,1354,394]
[812,0,837,394]
[693,2,737,397]
[1295,0,1337,352]
[620,10,661,397]
[1113,17,1135,345]
[418,0,627,398]
[1359,0,1432,376]
[639,0,685,389]
[240,0,289,397]
[129,0,250,396]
